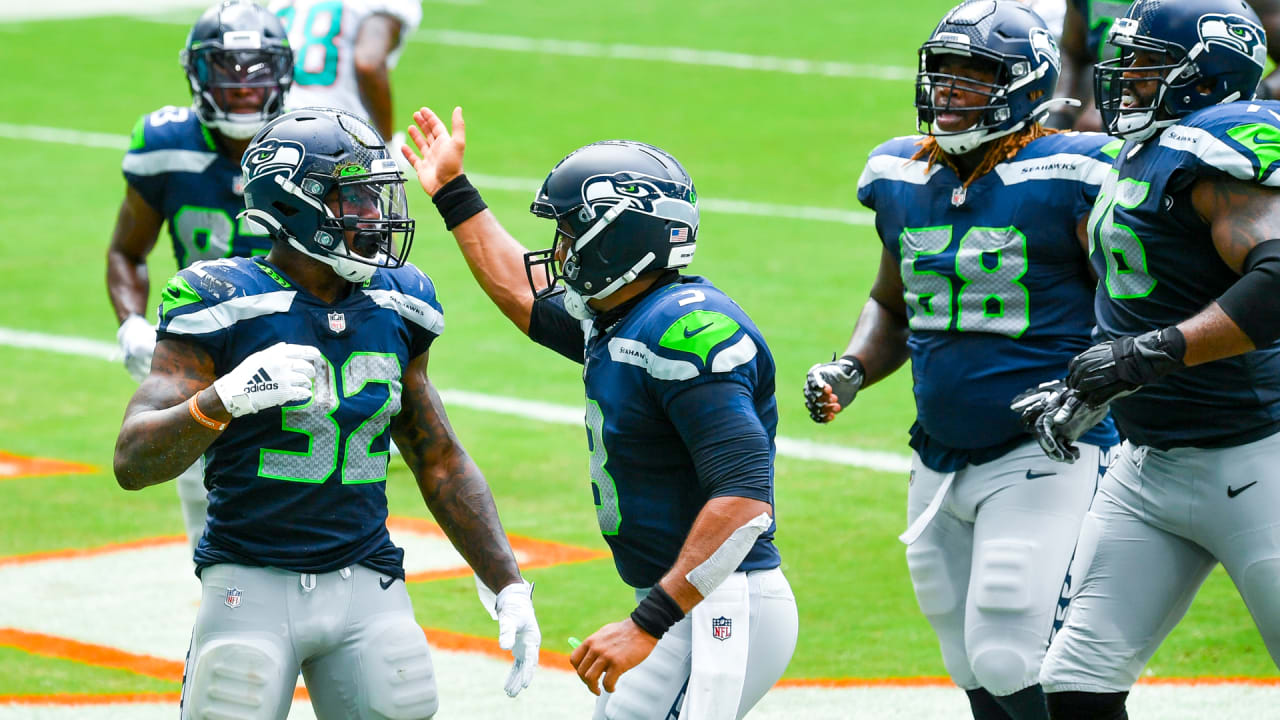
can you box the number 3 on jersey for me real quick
[899,225,1031,338]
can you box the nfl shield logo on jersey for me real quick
[711,616,732,641]
[328,312,346,333]
[224,587,242,609]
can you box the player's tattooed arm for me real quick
[1184,176,1280,364]
[393,352,523,591]
[114,338,225,489]
[842,246,911,387]
[106,186,163,323]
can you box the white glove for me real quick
[476,576,541,697]
[212,342,323,417]
[117,314,157,382]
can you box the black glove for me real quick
[1012,380,1113,464]
[1067,327,1186,406]
[804,355,865,423]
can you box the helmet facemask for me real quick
[183,31,292,140]
[304,169,415,283]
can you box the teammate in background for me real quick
[1048,0,1280,130]
[1017,1,1280,716]
[402,107,797,719]
[114,107,540,718]
[107,0,292,550]
[803,3,1117,719]
[271,0,422,145]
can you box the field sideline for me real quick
[1,0,1277,718]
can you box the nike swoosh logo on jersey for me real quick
[1025,470,1055,480]
[683,322,714,339]
[1227,481,1259,498]
[379,576,396,590]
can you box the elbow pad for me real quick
[1217,238,1280,348]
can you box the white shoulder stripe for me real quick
[165,291,296,335]
[993,152,1113,186]
[857,153,941,189]
[608,338,699,381]
[122,149,218,177]
[1158,125,1279,185]
[363,289,445,336]
[710,334,757,372]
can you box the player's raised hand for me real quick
[402,106,466,197]
[212,342,323,418]
[804,355,865,423]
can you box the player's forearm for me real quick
[657,496,773,612]
[1176,303,1257,367]
[356,65,394,141]
[450,210,538,334]
[107,248,150,322]
[115,385,225,489]
[843,296,910,387]
[416,455,522,592]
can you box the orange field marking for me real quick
[0,628,184,682]
[0,450,95,480]
[0,692,181,705]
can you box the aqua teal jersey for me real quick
[123,105,272,269]
[1088,102,1280,449]
[531,277,781,589]
[156,257,444,577]
[857,132,1120,470]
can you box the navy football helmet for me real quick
[239,108,413,283]
[181,0,293,140]
[916,0,1068,154]
[1095,0,1267,141]
[526,141,699,320]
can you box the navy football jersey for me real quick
[1087,102,1280,448]
[533,277,781,589]
[1068,0,1134,62]
[123,105,272,269]
[858,132,1120,471]
[156,256,444,577]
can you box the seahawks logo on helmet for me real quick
[1198,13,1268,69]
[1030,27,1061,73]
[580,172,695,219]
[242,138,306,183]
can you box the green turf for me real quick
[0,0,1274,698]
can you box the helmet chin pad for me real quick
[286,236,376,283]
[209,113,266,140]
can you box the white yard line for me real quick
[0,122,874,227]
[0,327,911,473]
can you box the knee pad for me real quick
[970,646,1031,698]
[906,544,960,617]
[360,621,438,719]
[182,637,291,720]
[973,539,1035,613]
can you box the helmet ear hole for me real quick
[272,201,299,217]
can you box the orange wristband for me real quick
[188,395,228,432]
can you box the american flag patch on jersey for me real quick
[670,227,690,243]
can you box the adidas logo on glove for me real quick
[243,370,279,393]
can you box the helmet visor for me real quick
[190,44,292,119]
[323,174,415,268]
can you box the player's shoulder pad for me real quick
[992,130,1118,187]
[617,279,759,382]
[158,258,296,335]
[1161,101,1280,187]
[858,135,941,191]
[362,262,445,337]
[124,105,219,177]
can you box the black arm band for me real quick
[431,173,488,230]
[629,584,685,639]
[1217,238,1280,347]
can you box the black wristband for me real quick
[432,173,488,230]
[839,354,866,378]
[629,584,685,639]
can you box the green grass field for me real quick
[0,0,1275,706]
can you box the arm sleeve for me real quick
[665,380,773,503]
[528,293,586,364]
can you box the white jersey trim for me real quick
[363,288,445,336]
[166,292,297,335]
[1159,124,1280,185]
[857,152,941,190]
[122,149,218,177]
[993,153,1113,186]
[710,335,758,373]
[608,337,699,381]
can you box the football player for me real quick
[1048,0,1280,130]
[401,108,798,719]
[107,0,293,549]
[270,0,422,146]
[802,2,1118,719]
[113,107,540,719]
[1017,0,1280,717]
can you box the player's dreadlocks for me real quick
[910,123,1059,188]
